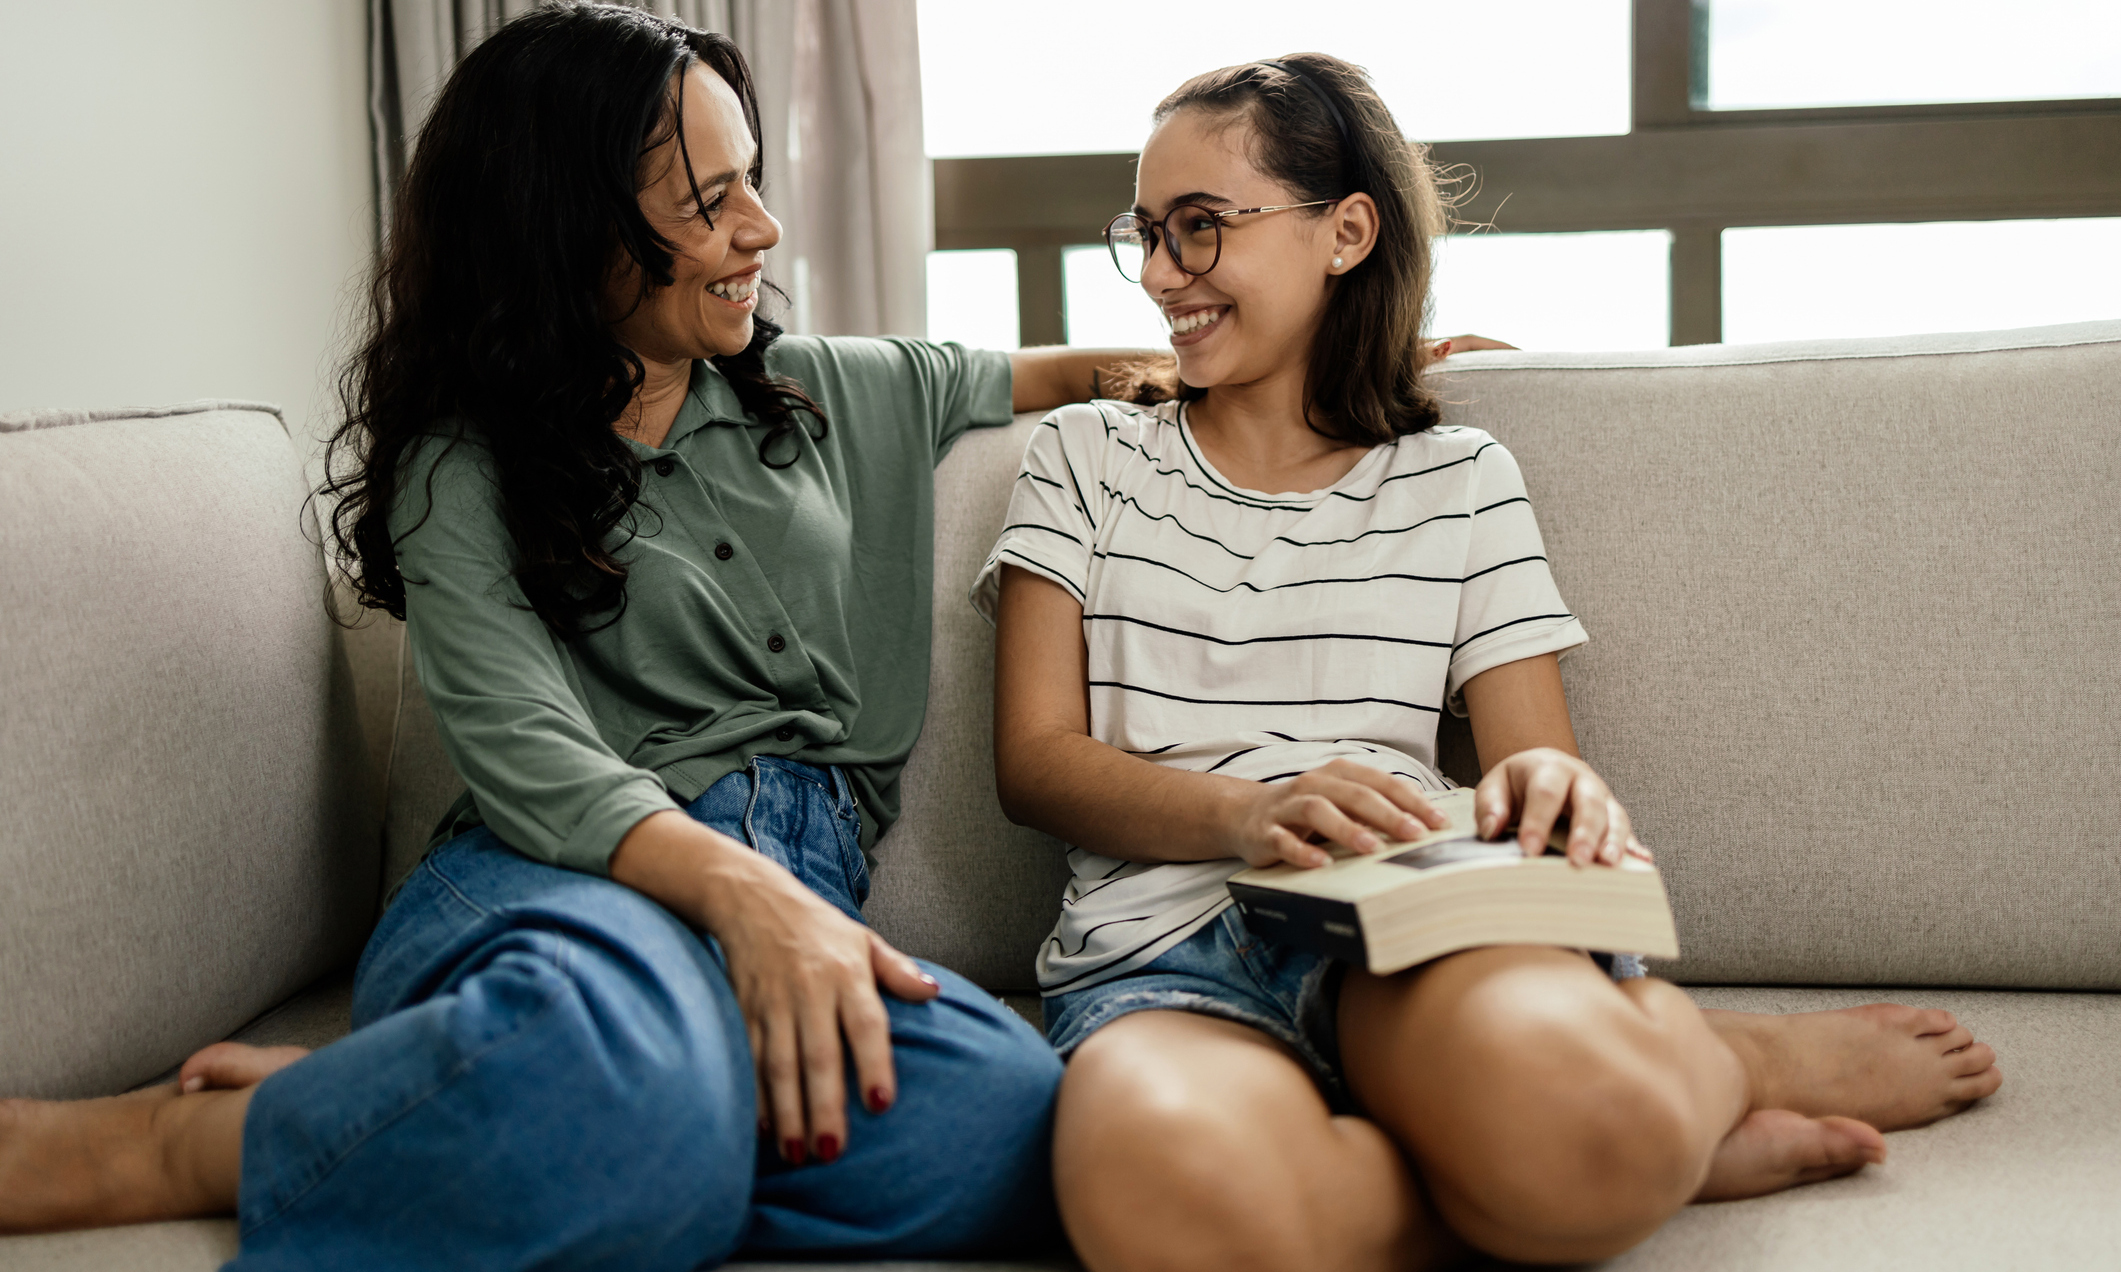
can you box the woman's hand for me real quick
[1223,759,1450,869]
[1472,747,1650,867]
[609,812,938,1167]
[1428,333,1519,358]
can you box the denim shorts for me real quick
[1044,907,1647,1109]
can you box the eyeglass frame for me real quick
[1102,198,1342,283]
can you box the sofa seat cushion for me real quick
[3,986,2107,1270]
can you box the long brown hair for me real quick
[319,4,825,639]
[1105,54,1456,446]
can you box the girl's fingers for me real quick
[1624,834,1654,863]
[1564,773,1611,866]
[1268,823,1330,869]
[760,1011,808,1164]
[1287,792,1384,855]
[1516,763,1573,857]
[798,996,849,1165]
[1317,778,1430,844]
[1473,767,1516,840]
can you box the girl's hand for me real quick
[1473,747,1650,867]
[1225,759,1451,869]
[610,813,939,1168]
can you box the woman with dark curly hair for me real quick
[0,5,1131,1266]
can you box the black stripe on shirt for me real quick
[1001,522,1083,546]
[1084,612,1449,650]
[1094,550,1456,595]
[997,549,1086,602]
[1462,554,1548,583]
[1089,681,1441,714]
[1475,495,1529,516]
[1041,894,1234,992]
[1453,612,1576,651]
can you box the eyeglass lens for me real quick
[1105,205,1224,284]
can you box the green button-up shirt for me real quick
[392,336,1014,875]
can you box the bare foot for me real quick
[1706,1004,2002,1131]
[179,1042,311,1093]
[1694,1109,1885,1202]
[0,1085,249,1232]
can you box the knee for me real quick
[1055,1034,1328,1272]
[1421,986,1705,1262]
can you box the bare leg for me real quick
[1340,948,1884,1265]
[1704,1004,2001,1130]
[0,1041,308,1233]
[1054,1010,1467,1272]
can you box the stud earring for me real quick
[1332,255,1344,269]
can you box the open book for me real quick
[1225,787,1679,976]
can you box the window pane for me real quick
[918,0,1628,158]
[926,248,1019,350]
[1722,219,2121,344]
[1063,245,1170,348]
[1430,231,1671,350]
[1702,1,2121,110]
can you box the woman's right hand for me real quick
[609,811,938,1167]
[1222,759,1450,869]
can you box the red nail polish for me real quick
[866,1085,893,1114]
[816,1134,841,1164]
[783,1138,805,1165]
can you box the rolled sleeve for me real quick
[394,436,680,874]
[970,407,1104,621]
[1445,442,1588,715]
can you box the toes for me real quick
[1805,1116,1887,1180]
[1954,1064,2004,1103]
[1912,1008,1958,1037]
[1949,1041,1997,1077]
[1933,1023,1975,1054]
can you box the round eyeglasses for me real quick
[1103,199,1340,283]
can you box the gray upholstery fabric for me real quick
[376,321,2121,993]
[0,405,377,1100]
[863,425,1076,994]
[6,985,2110,1270]
[1438,322,2121,987]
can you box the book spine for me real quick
[1227,882,1369,966]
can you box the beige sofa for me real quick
[4,320,2118,1270]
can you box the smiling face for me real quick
[607,62,781,364]
[1133,106,1365,392]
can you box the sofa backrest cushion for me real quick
[0,403,378,1098]
[386,321,2121,996]
[870,321,2121,994]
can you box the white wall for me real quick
[0,0,373,461]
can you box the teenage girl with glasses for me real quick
[983,54,2002,1269]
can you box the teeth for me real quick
[710,277,758,302]
[1169,307,1225,335]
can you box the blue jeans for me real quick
[230,758,1063,1270]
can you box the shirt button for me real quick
[774,725,797,742]
[714,541,734,560]
[652,456,676,477]
[766,633,787,653]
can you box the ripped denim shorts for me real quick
[1042,906,1645,1110]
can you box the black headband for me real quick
[1259,58,1361,195]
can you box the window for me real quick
[1722,218,2121,344]
[1701,1,2121,112]
[918,0,1630,158]
[1431,231,1671,350]
[928,0,2121,350]
[1062,245,1168,348]
[926,248,1020,350]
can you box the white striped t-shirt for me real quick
[971,399,1588,995]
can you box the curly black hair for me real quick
[320,3,824,638]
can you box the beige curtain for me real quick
[369,0,930,338]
